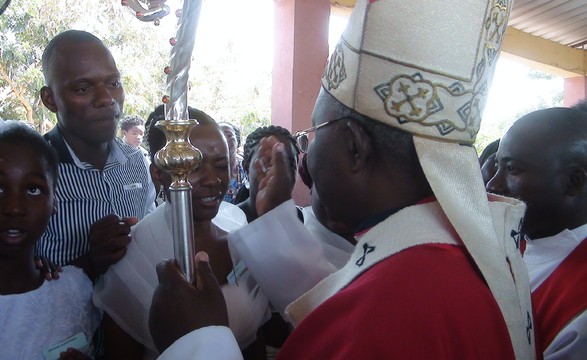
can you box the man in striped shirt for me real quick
[37,30,155,280]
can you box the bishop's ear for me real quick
[40,86,58,113]
[566,166,587,196]
[346,120,373,173]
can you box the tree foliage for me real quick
[0,0,272,136]
[475,68,563,155]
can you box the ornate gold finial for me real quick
[154,119,202,189]
[153,119,202,283]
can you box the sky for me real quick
[159,0,274,70]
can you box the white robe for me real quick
[0,266,100,360]
[94,201,270,359]
[228,200,353,314]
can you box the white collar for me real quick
[524,223,587,265]
[63,139,128,169]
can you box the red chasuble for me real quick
[532,238,587,352]
[277,244,515,359]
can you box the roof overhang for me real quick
[329,0,587,77]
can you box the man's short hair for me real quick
[42,30,104,85]
[242,125,300,175]
[120,115,145,132]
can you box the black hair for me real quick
[322,91,417,170]
[241,125,300,175]
[42,30,104,85]
[145,105,218,162]
[218,122,242,148]
[572,99,587,114]
[0,121,59,185]
[479,139,500,166]
[517,107,587,169]
[120,115,145,132]
[234,125,300,204]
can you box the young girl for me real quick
[0,121,100,359]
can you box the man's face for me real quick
[306,91,353,227]
[123,125,145,148]
[42,41,124,146]
[486,121,568,238]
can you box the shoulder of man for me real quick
[43,126,73,164]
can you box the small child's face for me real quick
[0,144,55,257]
[123,125,145,148]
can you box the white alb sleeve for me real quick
[545,310,587,360]
[229,200,336,314]
[157,326,242,360]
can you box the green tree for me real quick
[1,0,273,135]
[0,0,181,131]
[188,39,272,135]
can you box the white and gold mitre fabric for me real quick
[322,0,509,144]
[321,1,537,359]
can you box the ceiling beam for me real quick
[502,27,586,78]
[330,0,355,8]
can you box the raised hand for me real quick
[71,214,137,280]
[149,252,228,353]
[254,136,295,216]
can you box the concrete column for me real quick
[272,0,330,205]
[564,76,587,107]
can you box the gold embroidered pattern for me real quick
[323,42,347,90]
[375,73,480,136]
[485,0,509,64]
[378,74,438,122]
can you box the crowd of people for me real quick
[1,0,586,359]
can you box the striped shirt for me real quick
[37,127,156,265]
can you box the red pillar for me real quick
[564,76,587,107]
[272,0,330,206]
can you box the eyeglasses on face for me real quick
[293,117,348,153]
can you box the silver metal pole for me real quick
[169,187,196,283]
[154,120,202,282]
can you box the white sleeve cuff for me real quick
[158,326,242,360]
[545,310,587,360]
[229,200,336,314]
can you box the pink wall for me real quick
[272,0,330,206]
[564,76,587,107]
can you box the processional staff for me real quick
[123,0,203,282]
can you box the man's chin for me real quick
[90,130,117,145]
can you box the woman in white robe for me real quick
[93,108,270,360]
